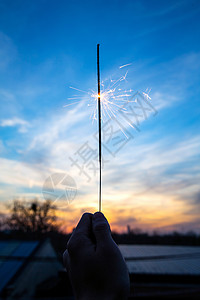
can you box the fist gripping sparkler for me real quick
[97,44,102,212]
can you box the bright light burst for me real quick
[64,66,151,129]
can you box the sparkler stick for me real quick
[97,44,102,212]
[65,50,150,214]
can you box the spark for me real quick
[69,86,88,93]
[63,101,81,107]
[64,67,151,136]
[119,63,132,69]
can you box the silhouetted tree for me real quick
[6,199,59,233]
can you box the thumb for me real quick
[92,212,111,243]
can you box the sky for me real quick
[0,0,200,233]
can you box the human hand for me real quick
[63,212,130,300]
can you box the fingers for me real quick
[67,212,112,256]
[92,212,111,244]
[74,212,93,236]
[67,213,94,255]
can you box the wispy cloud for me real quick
[0,117,30,133]
[0,34,199,232]
[0,67,199,231]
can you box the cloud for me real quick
[156,220,200,234]
[0,115,199,232]
[100,132,200,226]
[0,158,43,188]
[0,117,30,133]
[111,216,137,228]
[0,47,199,233]
[194,191,200,204]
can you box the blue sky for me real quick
[0,0,200,232]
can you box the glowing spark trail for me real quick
[64,69,143,126]
[64,72,152,134]
[119,63,132,69]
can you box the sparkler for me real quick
[97,44,102,212]
[64,48,152,212]
[64,70,136,125]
